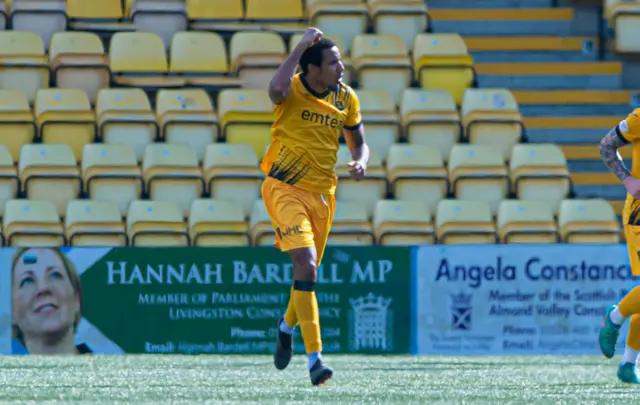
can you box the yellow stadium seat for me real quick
[82,144,143,217]
[0,31,49,104]
[189,199,249,246]
[155,89,218,163]
[65,199,127,246]
[96,88,159,162]
[3,199,64,246]
[413,34,475,105]
[510,144,570,215]
[67,0,135,32]
[142,144,204,218]
[351,34,412,104]
[436,199,498,244]
[49,32,110,104]
[127,0,187,49]
[34,89,96,162]
[0,89,36,162]
[0,145,18,218]
[606,0,640,53]
[217,89,273,159]
[203,143,264,218]
[373,199,434,246]
[9,0,67,48]
[246,0,305,30]
[127,200,189,246]
[448,144,509,216]
[186,0,244,31]
[229,32,287,91]
[462,88,523,161]
[109,32,183,88]
[250,199,275,246]
[327,201,374,246]
[497,199,558,244]
[0,2,7,30]
[289,33,353,84]
[308,1,368,54]
[558,199,620,244]
[335,145,387,217]
[387,144,447,216]
[400,89,461,162]
[355,89,400,162]
[19,144,81,217]
[368,0,428,51]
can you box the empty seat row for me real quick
[3,197,619,248]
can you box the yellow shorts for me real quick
[261,176,335,264]
[624,198,640,276]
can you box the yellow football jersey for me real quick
[260,73,362,195]
[616,108,640,207]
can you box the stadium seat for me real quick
[436,199,498,245]
[245,0,306,33]
[217,89,274,159]
[82,144,142,218]
[461,88,523,161]
[351,34,412,104]
[497,200,559,244]
[9,0,68,49]
[65,199,127,247]
[96,88,159,162]
[510,144,570,215]
[0,146,18,218]
[448,145,509,216]
[142,144,204,218]
[229,32,287,91]
[0,31,49,103]
[189,199,249,246]
[335,145,387,217]
[186,0,245,31]
[355,89,400,162]
[34,89,96,162]
[169,31,243,90]
[3,199,64,247]
[373,199,435,246]
[67,0,131,31]
[368,0,428,51]
[307,1,368,54]
[49,32,110,104]
[289,33,353,85]
[399,89,461,162]
[327,201,374,246]
[127,200,189,246]
[203,143,263,218]
[558,199,620,244]
[387,144,447,216]
[606,0,640,53]
[19,144,81,217]
[155,89,218,163]
[127,0,187,49]
[413,33,475,105]
[250,199,275,246]
[0,89,36,162]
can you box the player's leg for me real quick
[618,314,640,383]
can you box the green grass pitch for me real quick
[0,355,637,404]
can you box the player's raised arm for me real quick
[599,112,640,198]
[268,27,323,105]
[343,91,369,181]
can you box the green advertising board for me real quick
[77,246,411,355]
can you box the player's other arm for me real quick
[599,115,640,198]
[343,125,369,181]
[268,27,323,105]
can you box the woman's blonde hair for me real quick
[11,248,83,345]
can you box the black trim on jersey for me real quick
[344,122,362,131]
[616,125,631,145]
[300,74,331,99]
[268,148,310,186]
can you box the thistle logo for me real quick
[450,291,472,331]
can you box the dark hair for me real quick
[299,38,336,75]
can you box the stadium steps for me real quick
[428,8,574,35]
[513,90,635,116]
[523,116,618,144]
[570,172,627,199]
[425,0,555,8]
[474,62,623,89]
[560,144,631,172]
[465,36,599,62]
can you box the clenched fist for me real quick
[301,27,323,47]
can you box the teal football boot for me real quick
[618,363,640,384]
[599,304,622,359]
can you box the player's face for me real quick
[12,249,80,340]
[320,46,345,90]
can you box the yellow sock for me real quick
[627,315,640,351]
[283,286,298,328]
[619,286,640,317]
[292,280,322,353]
